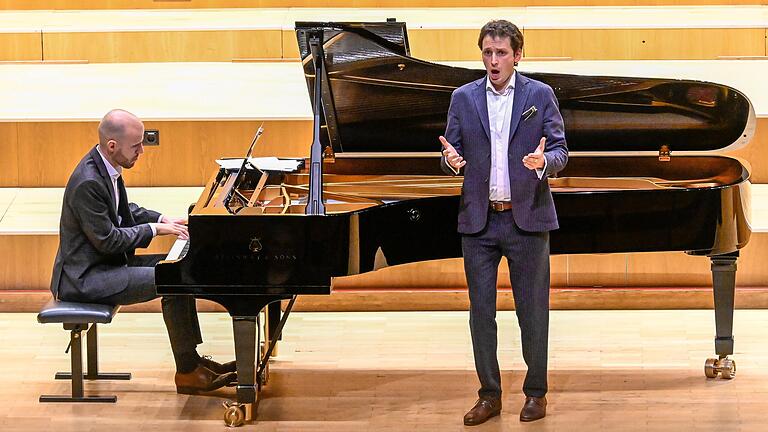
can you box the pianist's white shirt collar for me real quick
[485,72,516,96]
[95,144,122,181]
[94,144,162,236]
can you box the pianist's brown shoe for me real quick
[175,365,236,395]
[463,397,502,426]
[199,355,237,374]
[519,396,547,422]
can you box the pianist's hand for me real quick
[440,136,466,170]
[156,222,189,240]
[522,137,546,170]
[161,215,188,226]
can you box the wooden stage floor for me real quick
[2,309,768,431]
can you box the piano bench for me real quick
[37,297,131,403]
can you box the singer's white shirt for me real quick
[485,74,546,202]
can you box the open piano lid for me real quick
[295,21,755,155]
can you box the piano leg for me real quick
[705,253,738,380]
[216,295,293,427]
[224,316,258,427]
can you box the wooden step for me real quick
[0,7,766,62]
[1,59,768,187]
[2,184,768,312]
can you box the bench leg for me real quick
[54,324,131,381]
[40,324,118,403]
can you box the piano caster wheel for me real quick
[223,400,254,427]
[704,358,718,378]
[704,357,736,380]
[223,402,245,427]
[720,358,736,379]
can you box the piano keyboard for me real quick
[166,238,190,261]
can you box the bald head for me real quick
[98,109,142,147]
[97,109,145,169]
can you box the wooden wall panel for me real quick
[282,30,301,59]
[0,235,57,290]
[407,29,481,61]
[0,123,19,187]
[566,254,629,287]
[270,26,768,62]
[0,234,174,290]
[565,246,764,289]
[210,28,480,61]
[13,120,312,187]
[730,234,768,286]
[524,28,765,60]
[284,26,768,63]
[727,118,768,183]
[127,120,313,187]
[0,232,765,310]
[333,255,568,290]
[0,33,42,61]
[43,30,282,63]
[626,252,711,286]
[16,122,96,187]
[10,117,768,187]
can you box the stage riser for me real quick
[1,118,765,188]
[41,30,283,63]
[0,32,40,61]
[524,28,766,60]
[286,28,768,61]
[0,235,176,292]
[2,27,767,63]
[2,232,767,311]
[5,287,768,313]
[0,121,313,188]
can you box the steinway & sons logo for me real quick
[212,236,298,262]
[249,237,263,253]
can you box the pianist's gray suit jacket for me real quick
[50,146,160,301]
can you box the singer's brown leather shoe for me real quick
[519,396,547,422]
[175,365,237,395]
[199,355,237,374]
[463,397,502,426]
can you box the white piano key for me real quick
[166,238,188,261]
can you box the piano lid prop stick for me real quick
[222,124,265,214]
[305,32,326,215]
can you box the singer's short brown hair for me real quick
[478,20,523,53]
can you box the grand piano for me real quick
[156,21,754,426]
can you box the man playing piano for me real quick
[439,20,568,424]
[50,109,237,394]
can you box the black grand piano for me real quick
[156,21,754,426]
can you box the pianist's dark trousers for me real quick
[97,254,203,369]
[462,210,550,399]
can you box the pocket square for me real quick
[522,105,538,121]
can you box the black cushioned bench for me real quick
[37,297,131,403]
